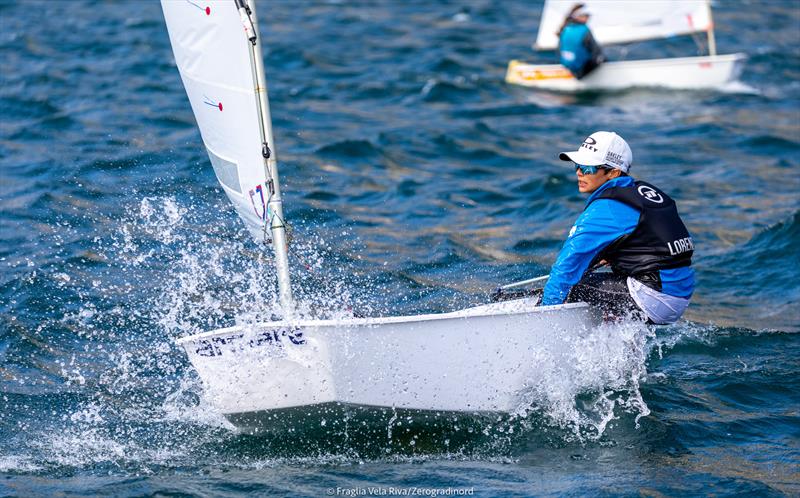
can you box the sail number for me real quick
[194,328,305,357]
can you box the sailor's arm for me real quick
[586,32,603,58]
[541,199,639,305]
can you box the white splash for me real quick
[513,318,654,441]
[0,455,43,473]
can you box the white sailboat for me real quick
[505,0,746,91]
[161,0,600,432]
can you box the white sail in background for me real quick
[535,0,712,50]
[161,0,271,238]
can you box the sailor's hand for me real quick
[490,288,504,302]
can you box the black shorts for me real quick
[574,55,605,80]
[566,272,647,321]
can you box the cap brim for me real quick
[558,150,604,166]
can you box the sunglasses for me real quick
[575,164,611,175]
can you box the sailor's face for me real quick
[576,166,613,193]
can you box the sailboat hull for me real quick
[505,53,746,91]
[177,299,600,431]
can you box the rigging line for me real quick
[237,0,273,246]
[688,29,707,55]
[261,151,277,243]
[261,188,292,244]
[287,246,315,273]
[279,221,318,273]
[260,183,302,270]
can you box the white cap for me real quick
[559,131,633,173]
[571,5,590,18]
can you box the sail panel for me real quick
[535,0,712,50]
[161,0,268,234]
[207,148,241,194]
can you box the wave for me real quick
[420,78,479,104]
[699,210,800,332]
[316,139,382,159]
[739,134,800,150]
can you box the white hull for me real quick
[177,298,600,430]
[505,53,746,91]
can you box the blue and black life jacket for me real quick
[587,180,694,276]
[559,23,592,74]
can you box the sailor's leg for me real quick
[576,58,601,80]
[566,273,646,320]
[491,287,543,303]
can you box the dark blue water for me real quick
[1,0,799,496]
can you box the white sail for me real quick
[161,0,272,239]
[162,0,294,313]
[535,0,712,50]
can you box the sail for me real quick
[535,0,712,50]
[161,0,271,239]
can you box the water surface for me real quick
[1,0,798,496]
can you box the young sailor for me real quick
[557,3,604,79]
[541,131,695,324]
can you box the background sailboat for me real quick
[506,0,746,91]
[162,0,600,432]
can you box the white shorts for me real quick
[627,277,690,325]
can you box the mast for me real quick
[705,0,717,56]
[236,0,295,316]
